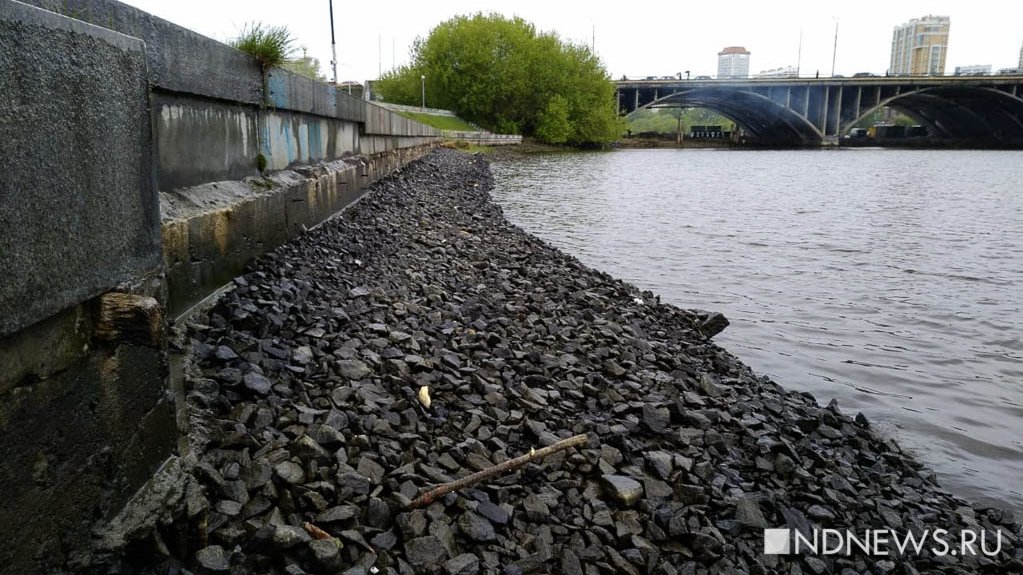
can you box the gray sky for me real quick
[121,0,1022,82]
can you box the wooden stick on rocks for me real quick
[408,433,588,509]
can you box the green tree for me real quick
[284,48,325,81]
[536,95,572,144]
[375,13,621,146]
[626,107,736,135]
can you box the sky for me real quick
[120,0,1023,82]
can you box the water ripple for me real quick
[492,148,1023,512]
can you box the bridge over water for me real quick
[616,76,1023,147]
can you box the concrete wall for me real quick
[162,145,433,315]
[444,131,525,145]
[1,0,440,572]
[0,3,173,573]
[374,101,463,117]
[0,0,159,338]
[20,0,440,189]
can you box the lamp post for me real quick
[420,75,426,110]
[328,0,337,86]
[685,70,690,80]
[831,18,839,77]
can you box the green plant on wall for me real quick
[230,23,295,71]
[230,23,296,173]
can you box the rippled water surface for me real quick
[491,148,1023,511]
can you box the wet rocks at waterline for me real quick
[125,150,1020,574]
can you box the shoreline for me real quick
[99,149,1021,573]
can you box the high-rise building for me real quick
[890,16,950,76]
[718,46,750,79]
[1018,41,1022,71]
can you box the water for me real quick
[490,148,1023,512]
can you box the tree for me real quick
[284,48,326,81]
[625,108,736,135]
[375,13,621,146]
[536,95,572,144]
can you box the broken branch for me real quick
[303,522,332,540]
[408,433,588,509]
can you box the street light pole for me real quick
[420,75,426,110]
[831,19,839,77]
[328,0,338,86]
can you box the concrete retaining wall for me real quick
[162,144,434,315]
[443,131,524,145]
[374,101,462,117]
[0,0,440,572]
[19,0,440,189]
[0,1,159,338]
[0,4,173,573]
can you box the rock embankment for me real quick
[137,149,1019,573]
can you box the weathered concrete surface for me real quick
[162,145,434,316]
[365,101,440,136]
[153,94,261,191]
[0,331,176,574]
[20,0,263,105]
[268,68,338,118]
[444,131,524,145]
[0,4,172,574]
[0,0,160,337]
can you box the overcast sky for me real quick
[121,0,1022,82]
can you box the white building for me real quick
[954,64,991,76]
[754,66,798,78]
[717,46,750,79]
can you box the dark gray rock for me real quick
[602,474,644,506]
[273,525,312,548]
[243,371,272,395]
[337,359,372,380]
[370,529,398,550]
[366,497,392,529]
[807,504,836,522]
[642,404,671,433]
[336,471,370,495]
[645,451,674,479]
[308,538,343,572]
[698,312,729,338]
[476,500,510,525]
[458,511,496,542]
[274,461,305,485]
[357,456,386,484]
[522,494,550,521]
[405,535,448,567]
[195,544,230,572]
[444,553,481,575]
[734,496,768,529]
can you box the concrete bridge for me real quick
[616,76,1023,147]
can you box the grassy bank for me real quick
[398,111,478,132]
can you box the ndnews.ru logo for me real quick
[764,528,1003,557]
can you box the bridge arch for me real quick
[617,76,1023,147]
[847,87,1023,141]
[641,88,824,146]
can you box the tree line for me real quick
[375,14,622,146]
